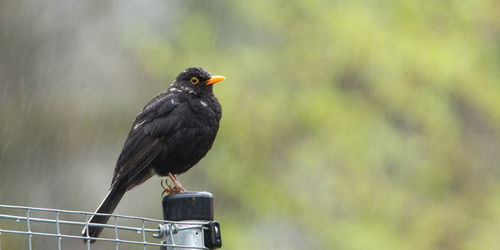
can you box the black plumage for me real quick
[82,67,224,242]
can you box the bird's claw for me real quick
[161,179,175,197]
[161,173,185,197]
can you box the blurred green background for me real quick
[1,0,500,249]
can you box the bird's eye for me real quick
[190,77,199,85]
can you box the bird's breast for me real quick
[151,96,221,176]
[189,97,221,123]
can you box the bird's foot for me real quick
[160,173,186,196]
[161,179,175,196]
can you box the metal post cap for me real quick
[162,191,214,221]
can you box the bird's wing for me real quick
[111,93,188,188]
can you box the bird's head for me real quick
[171,67,225,95]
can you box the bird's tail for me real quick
[82,185,126,243]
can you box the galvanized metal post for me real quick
[159,192,221,250]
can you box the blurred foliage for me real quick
[1,0,500,249]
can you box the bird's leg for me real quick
[168,173,186,193]
[161,179,175,196]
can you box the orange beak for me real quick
[205,75,225,85]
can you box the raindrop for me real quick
[16,219,20,222]
[136,230,141,234]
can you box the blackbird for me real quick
[82,67,225,242]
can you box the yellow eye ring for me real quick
[190,77,199,85]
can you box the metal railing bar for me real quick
[84,214,90,250]
[0,213,203,233]
[56,211,62,250]
[142,219,146,250]
[26,209,32,250]
[0,230,208,249]
[114,216,119,250]
[0,204,203,225]
[0,214,161,232]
